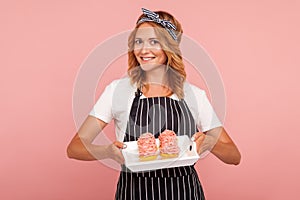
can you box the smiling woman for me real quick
[128,9,186,100]
[133,23,167,73]
[67,8,241,200]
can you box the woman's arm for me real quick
[193,127,241,165]
[66,116,125,164]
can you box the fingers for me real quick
[114,152,125,165]
[113,141,125,149]
[192,132,206,154]
[192,132,205,142]
[111,142,125,164]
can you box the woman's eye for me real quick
[134,39,142,45]
[150,39,160,45]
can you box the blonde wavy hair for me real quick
[127,10,186,99]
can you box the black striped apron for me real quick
[115,89,205,200]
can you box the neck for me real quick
[145,65,168,85]
[142,82,173,97]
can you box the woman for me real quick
[67,8,241,199]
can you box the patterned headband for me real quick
[137,8,178,41]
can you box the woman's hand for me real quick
[192,131,214,155]
[192,127,241,165]
[192,132,205,154]
[105,141,125,165]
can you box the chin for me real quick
[140,63,161,71]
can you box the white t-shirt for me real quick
[89,77,222,141]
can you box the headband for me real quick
[137,8,178,41]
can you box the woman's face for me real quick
[133,23,167,72]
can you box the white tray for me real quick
[122,135,199,172]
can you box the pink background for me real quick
[1,0,300,199]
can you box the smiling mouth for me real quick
[141,57,155,61]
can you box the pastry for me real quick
[137,133,158,161]
[159,130,180,158]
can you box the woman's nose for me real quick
[140,42,151,53]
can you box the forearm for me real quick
[67,116,112,161]
[197,127,241,165]
[210,141,241,165]
[67,138,109,161]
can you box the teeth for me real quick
[142,57,154,61]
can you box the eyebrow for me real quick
[134,37,159,40]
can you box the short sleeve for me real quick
[195,89,222,132]
[89,82,115,123]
